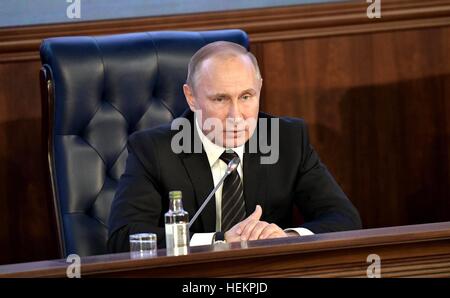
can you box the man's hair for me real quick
[186,41,261,90]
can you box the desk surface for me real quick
[1,222,450,277]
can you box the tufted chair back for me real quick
[39,30,249,257]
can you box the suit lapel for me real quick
[178,110,216,232]
[181,152,216,232]
[243,126,268,218]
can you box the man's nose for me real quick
[227,100,243,119]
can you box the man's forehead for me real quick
[199,54,255,75]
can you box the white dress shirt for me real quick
[190,115,313,246]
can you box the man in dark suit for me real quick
[108,41,361,252]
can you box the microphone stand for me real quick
[188,157,240,229]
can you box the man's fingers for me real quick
[236,205,262,234]
[249,221,269,240]
[265,229,287,239]
[259,223,282,239]
[224,230,241,243]
[240,219,259,241]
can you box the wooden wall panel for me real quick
[0,0,449,264]
[255,26,450,228]
[0,61,58,264]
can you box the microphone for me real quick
[188,156,240,229]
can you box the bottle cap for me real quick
[169,190,182,200]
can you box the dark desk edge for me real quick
[1,221,450,277]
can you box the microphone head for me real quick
[226,156,240,174]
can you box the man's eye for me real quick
[214,97,226,102]
[242,94,251,101]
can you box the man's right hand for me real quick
[225,205,265,242]
[225,205,272,242]
[224,205,294,242]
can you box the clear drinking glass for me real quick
[129,233,157,259]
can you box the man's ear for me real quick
[183,84,197,112]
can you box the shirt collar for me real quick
[194,113,244,168]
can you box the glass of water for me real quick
[129,233,157,259]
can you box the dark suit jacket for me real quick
[107,110,361,252]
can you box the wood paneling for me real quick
[2,222,450,277]
[255,26,450,229]
[0,61,59,264]
[0,0,450,265]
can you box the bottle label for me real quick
[172,223,188,247]
[165,224,174,250]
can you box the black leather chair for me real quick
[40,30,249,257]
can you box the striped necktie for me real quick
[220,150,246,232]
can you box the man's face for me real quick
[184,55,262,148]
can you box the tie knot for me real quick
[220,150,239,164]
